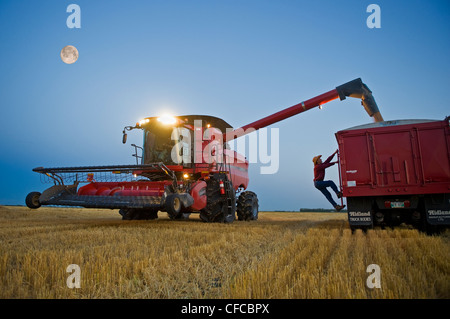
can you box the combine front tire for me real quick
[25,192,41,209]
[237,191,259,221]
[200,174,236,223]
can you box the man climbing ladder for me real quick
[312,150,345,212]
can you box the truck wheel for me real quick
[166,194,183,219]
[237,191,259,221]
[26,192,41,209]
[200,174,236,223]
[421,218,445,235]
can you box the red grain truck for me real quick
[336,117,450,233]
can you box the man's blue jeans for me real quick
[314,180,339,207]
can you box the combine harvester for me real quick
[26,78,449,232]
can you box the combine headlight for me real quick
[157,114,177,125]
[138,118,150,126]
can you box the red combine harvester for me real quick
[336,117,450,233]
[26,78,384,223]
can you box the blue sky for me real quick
[0,0,449,210]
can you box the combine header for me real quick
[26,78,383,223]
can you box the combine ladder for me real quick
[223,178,234,215]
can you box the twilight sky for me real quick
[0,0,449,210]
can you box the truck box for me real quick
[335,117,450,230]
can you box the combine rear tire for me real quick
[200,174,236,223]
[237,191,259,221]
[26,192,41,209]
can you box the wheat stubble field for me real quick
[0,205,448,299]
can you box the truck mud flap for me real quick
[346,197,374,227]
[424,194,450,226]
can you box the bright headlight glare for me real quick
[157,115,177,125]
[139,118,150,126]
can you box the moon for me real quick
[60,45,79,64]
